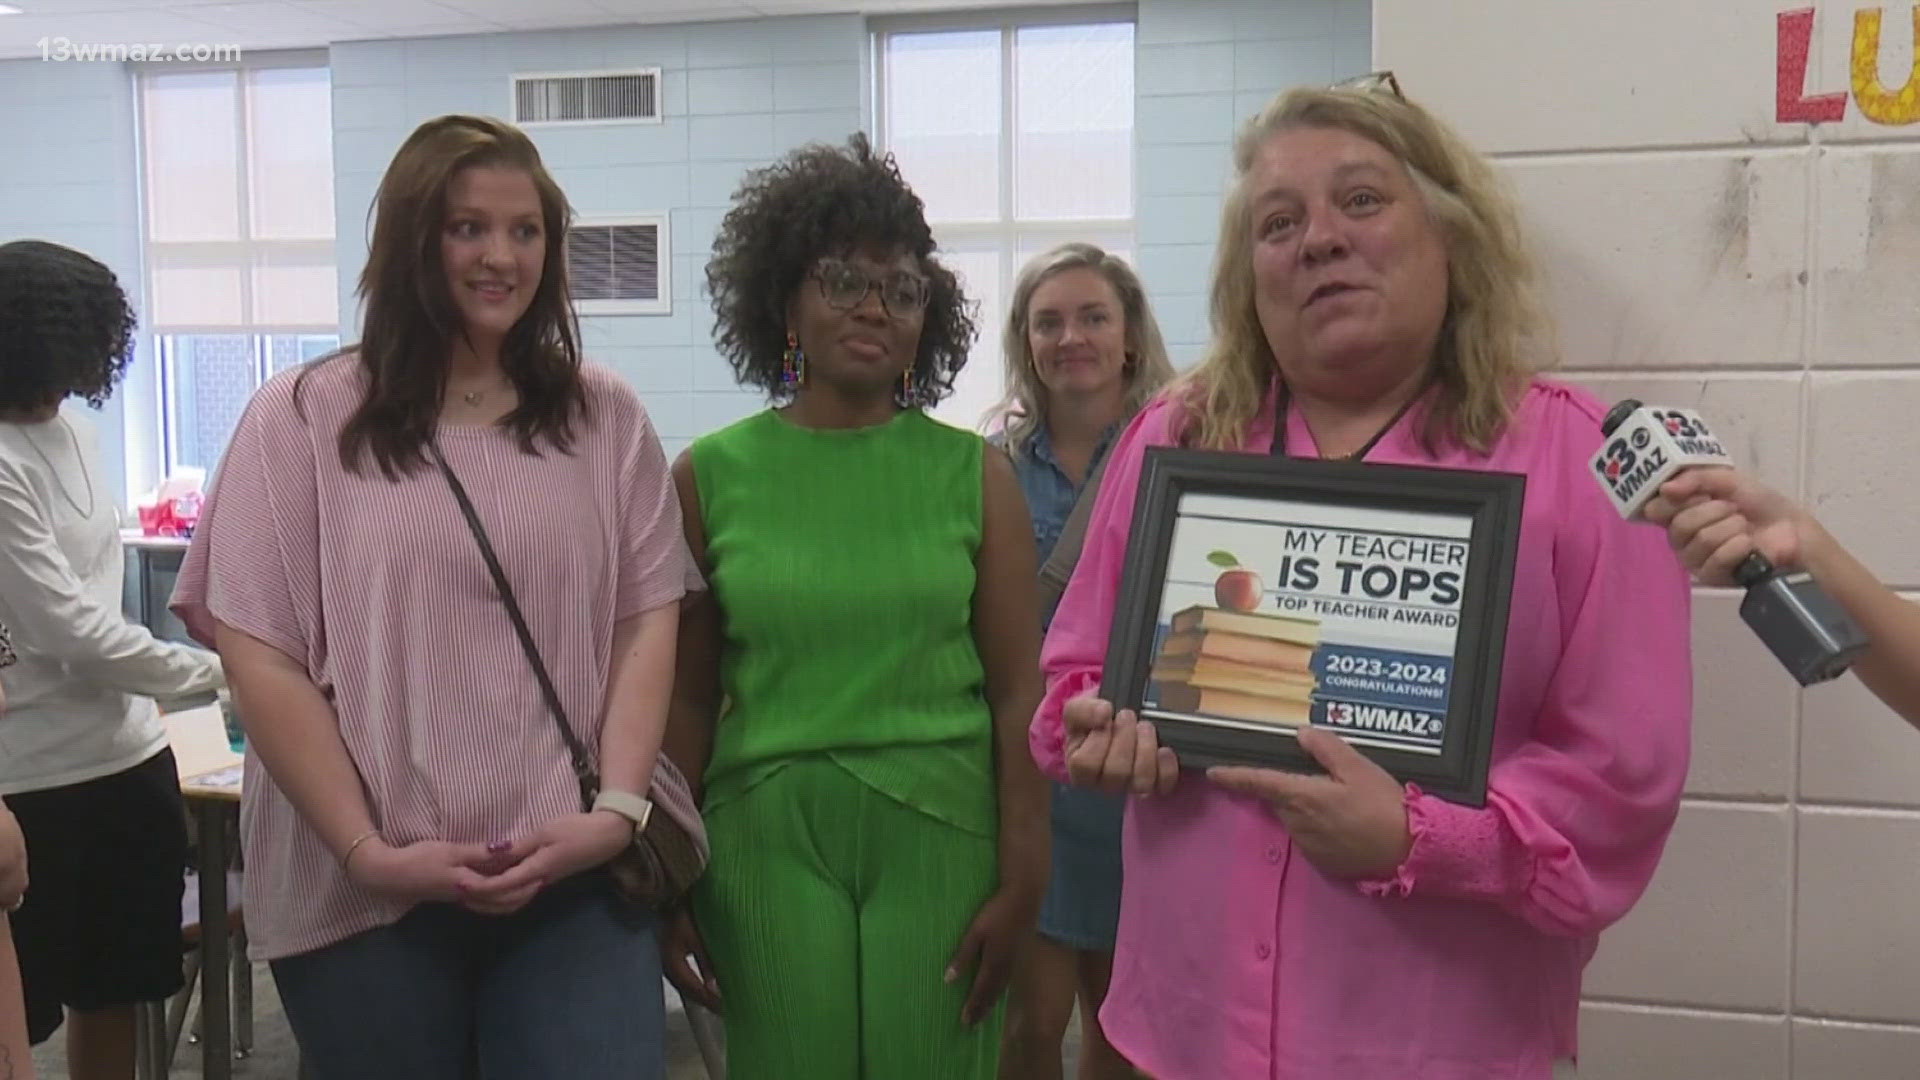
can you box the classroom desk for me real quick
[165,704,242,1080]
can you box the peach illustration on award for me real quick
[1207,549,1265,612]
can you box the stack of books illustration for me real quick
[1150,605,1321,726]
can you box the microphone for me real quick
[1592,399,1868,687]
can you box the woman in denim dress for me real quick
[990,243,1174,1080]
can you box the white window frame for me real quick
[871,5,1138,432]
[131,50,340,479]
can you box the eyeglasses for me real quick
[810,258,930,317]
[1332,70,1404,99]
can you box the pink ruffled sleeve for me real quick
[1359,393,1694,938]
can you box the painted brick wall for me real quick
[1378,2,1920,1075]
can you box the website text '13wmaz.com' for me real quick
[39,38,242,62]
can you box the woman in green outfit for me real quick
[660,133,1049,1078]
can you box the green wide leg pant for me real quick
[692,756,1003,1079]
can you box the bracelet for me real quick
[341,828,380,870]
[591,789,653,832]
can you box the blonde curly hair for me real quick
[1175,85,1554,454]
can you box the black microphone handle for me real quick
[1599,399,1641,436]
[1733,550,1776,589]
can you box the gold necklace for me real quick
[453,380,504,408]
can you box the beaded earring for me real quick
[781,331,806,385]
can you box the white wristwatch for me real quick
[592,789,653,834]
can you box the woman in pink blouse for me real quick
[172,115,694,1078]
[1030,80,1693,1079]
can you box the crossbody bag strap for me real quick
[428,441,598,810]
[1036,443,1114,614]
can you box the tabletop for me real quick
[165,702,243,801]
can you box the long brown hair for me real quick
[1177,87,1551,454]
[318,114,587,478]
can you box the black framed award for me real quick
[1098,447,1526,807]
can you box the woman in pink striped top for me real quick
[172,115,696,1079]
[1030,83,1693,1078]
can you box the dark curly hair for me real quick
[0,240,137,415]
[706,132,976,408]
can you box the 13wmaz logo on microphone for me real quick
[1595,425,1661,501]
[1648,409,1728,459]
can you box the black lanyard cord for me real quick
[1268,378,1426,462]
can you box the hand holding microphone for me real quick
[1642,467,1809,588]
[1591,400,1868,686]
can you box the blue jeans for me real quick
[271,871,664,1080]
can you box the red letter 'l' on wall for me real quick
[1778,7,1848,122]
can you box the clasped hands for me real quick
[1062,695,1412,880]
[341,810,631,916]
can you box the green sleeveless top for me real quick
[690,408,996,837]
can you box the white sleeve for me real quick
[0,462,224,699]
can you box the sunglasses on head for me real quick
[1331,70,1404,99]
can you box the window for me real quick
[875,9,1135,433]
[137,59,340,472]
